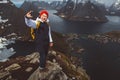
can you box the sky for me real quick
[10,0,117,6]
[96,0,117,6]
[11,0,63,2]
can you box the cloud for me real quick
[11,0,63,2]
[10,0,116,6]
[11,0,25,2]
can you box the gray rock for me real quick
[28,61,68,80]
[25,52,39,61]
[25,67,33,72]
[5,63,21,71]
[0,71,10,79]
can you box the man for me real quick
[25,10,53,71]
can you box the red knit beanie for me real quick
[39,10,49,17]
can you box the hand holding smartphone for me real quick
[25,10,33,19]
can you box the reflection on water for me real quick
[106,16,120,23]
[79,39,120,80]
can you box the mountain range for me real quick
[56,0,108,22]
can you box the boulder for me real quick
[0,51,90,80]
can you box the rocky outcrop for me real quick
[0,51,90,80]
[57,0,108,22]
[87,31,120,43]
[28,61,67,80]
[52,31,71,54]
[65,33,85,55]
[50,1,67,10]
[64,31,120,44]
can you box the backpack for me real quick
[30,21,49,40]
[31,21,40,40]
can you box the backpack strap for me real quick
[31,28,35,39]
[30,21,41,40]
[36,21,41,29]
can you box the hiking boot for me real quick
[39,67,49,72]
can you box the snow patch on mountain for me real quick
[0,16,8,23]
[0,37,15,62]
[0,0,9,4]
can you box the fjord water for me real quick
[48,10,120,80]
[49,10,120,34]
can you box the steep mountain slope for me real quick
[109,0,120,16]
[0,0,30,40]
[57,0,108,22]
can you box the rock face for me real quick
[57,0,108,22]
[92,1,107,15]
[28,61,67,80]
[0,51,90,80]
[50,1,67,10]
[108,0,120,16]
[0,0,31,40]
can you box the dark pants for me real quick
[35,40,49,68]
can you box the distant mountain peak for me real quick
[108,0,120,16]
[57,0,107,22]
[0,0,9,4]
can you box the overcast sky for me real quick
[97,0,117,6]
[11,0,63,2]
[10,0,117,6]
